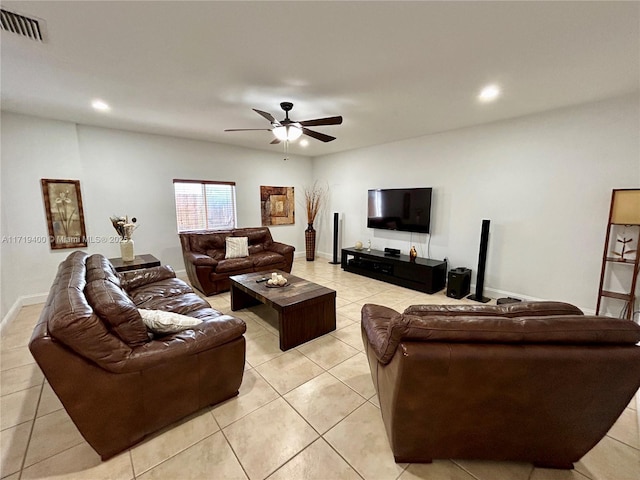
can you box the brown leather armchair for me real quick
[361,301,640,468]
[179,227,295,296]
[29,252,246,460]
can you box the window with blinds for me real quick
[173,180,237,232]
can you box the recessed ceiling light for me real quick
[478,85,501,102]
[299,139,309,147]
[91,99,110,111]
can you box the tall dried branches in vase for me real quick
[305,182,326,226]
[304,182,327,261]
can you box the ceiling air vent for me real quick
[0,8,44,42]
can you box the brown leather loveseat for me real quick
[179,227,295,295]
[361,301,640,469]
[29,251,246,460]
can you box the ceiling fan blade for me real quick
[224,128,272,132]
[302,127,336,142]
[253,109,277,123]
[299,116,343,127]
[270,138,281,144]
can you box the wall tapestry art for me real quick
[260,186,295,226]
[41,178,88,249]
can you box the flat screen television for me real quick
[367,187,432,234]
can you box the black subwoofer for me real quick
[447,267,471,299]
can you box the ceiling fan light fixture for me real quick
[273,125,303,142]
[227,102,341,144]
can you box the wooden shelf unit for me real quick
[596,189,640,320]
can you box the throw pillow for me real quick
[225,236,249,259]
[138,309,203,334]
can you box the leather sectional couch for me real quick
[361,301,640,468]
[29,251,246,460]
[179,227,295,296]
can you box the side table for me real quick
[108,254,161,272]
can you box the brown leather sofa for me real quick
[29,251,246,460]
[361,301,640,468]
[179,227,295,295]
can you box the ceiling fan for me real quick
[225,102,342,144]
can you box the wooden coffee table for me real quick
[230,271,336,351]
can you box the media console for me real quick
[341,247,446,294]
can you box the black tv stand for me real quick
[341,248,446,294]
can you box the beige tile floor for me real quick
[1,258,639,480]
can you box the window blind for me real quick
[173,180,237,232]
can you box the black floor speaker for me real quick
[447,267,471,299]
[467,219,491,303]
[329,212,340,264]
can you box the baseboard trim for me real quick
[478,285,543,304]
[295,251,334,261]
[476,285,595,315]
[0,301,22,334]
[314,250,594,314]
[1,292,49,334]
[0,264,599,332]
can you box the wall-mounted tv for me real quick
[367,187,432,234]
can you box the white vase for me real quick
[120,239,135,262]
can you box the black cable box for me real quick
[384,248,401,256]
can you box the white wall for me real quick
[313,94,640,312]
[0,113,312,318]
[2,94,639,319]
[1,115,87,319]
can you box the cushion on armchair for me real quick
[85,279,150,346]
[400,314,640,345]
[205,249,225,261]
[190,231,228,253]
[216,257,253,273]
[363,302,640,366]
[118,265,177,292]
[235,227,272,246]
[403,301,584,317]
[248,244,265,255]
[86,254,121,285]
[126,278,196,306]
[361,304,409,364]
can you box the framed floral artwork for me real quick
[260,186,295,226]
[41,178,88,249]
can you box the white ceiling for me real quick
[1,1,638,157]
